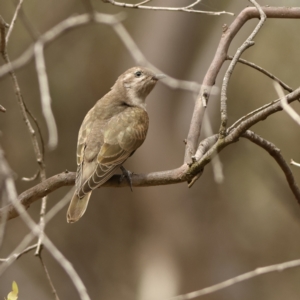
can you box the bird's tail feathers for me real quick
[67,191,92,223]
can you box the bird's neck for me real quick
[110,84,147,111]
[125,90,147,110]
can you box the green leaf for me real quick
[6,281,18,300]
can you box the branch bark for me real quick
[0,165,191,221]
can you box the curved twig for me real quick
[242,130,300,203]
[219,0,266,138]
[227,56,294,93]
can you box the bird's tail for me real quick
[67,191,92,223]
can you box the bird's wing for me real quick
[75,107,98,191]
[78,107,149,197]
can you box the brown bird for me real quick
[67,66,163,223]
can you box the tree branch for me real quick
[184,6,300,163]
[227,56,294,93]
[219,0,265,139]
[242,130,300,203]
[167,258,300,299]
[102,0,234,16]
[0,164,192,221]
[3,85,300,221]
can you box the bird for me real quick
[67,66,164,223]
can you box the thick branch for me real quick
[0,165,190,221]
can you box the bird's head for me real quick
[113,66,165,108]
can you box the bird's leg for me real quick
[120,166,133,192]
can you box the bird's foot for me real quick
[120,166,133,192]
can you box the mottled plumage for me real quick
[67,67,162,223]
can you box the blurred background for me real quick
[1,0,300,299]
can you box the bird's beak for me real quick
[153,73,166,80]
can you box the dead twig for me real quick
[102,0,234,16]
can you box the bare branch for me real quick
[34,42,58,150]
[4,178,90,300]
[0,187,75,274]
[0,244,37,262]
[291,159,300,168]
[111,21,200,92]
[0,104,6,112]
[38,252,60,300]
[6,0,24,44]
[167,258,300,300]
[3,79,300,224]
[187,87,300,191]
[102,0,234,16]
[227,87,300,140]
[22,170,40,182]
[242,130,300,203]
[184,6,300,163]
[0,13,123,79]
[227,56,294,93]
[274,82,300,126]
[0,167,191,221]
[12,0,40,40]
[220,0,265,138]
[0,16,46,182]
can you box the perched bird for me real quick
[67,66,163,223]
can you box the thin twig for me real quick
[34,42,58,150]
[5,177,90,300]
[0,18,46,182]
[227,56,294,93]
[291,159,300,167]
[0,12,201,93]
[0,187,75,275]
[166,258,300,299]
[0,147,38,278]
[219,0,266,138]
[0,244,37,262]
[227,86,300,138]
[242,130,300,203]
[110,21,200,92]
[0,17,49,256]
[274,81,300,126]
[1,16,49,257]
[22,170,40,181]
[6,0,24,44]
[133,0,151,7]
[103,0,234,16]
[187,86,300,194]
[38,251,60,300]
[13,0,40,40]
[0,104,6,112]
[0,146,10,249]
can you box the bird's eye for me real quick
[135,71,142,77]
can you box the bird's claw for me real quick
[120,166,133,192]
